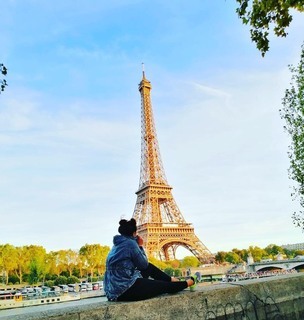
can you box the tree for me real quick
[0,244,18,284]
[148,257,168,270]
[232,248,248,262]
[167,259,181,269]
[180,256,200,268]
[47,251,62,277]
[225,251,242,264]
[294,249,304,255]
[96,245,110,276]
[79,244,109,279]
[1,63,8,93]
[280,44,304,230]
[236,1,304,56]
[248,245,268,262]
[65,249,79,277]
[264,244,284,258]
[15,246,32,284]
[215,251,227,263]
[26,246,48,284]
[28,260,40,285]
[51,249,79,277]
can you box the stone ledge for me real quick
[1,273,304,320]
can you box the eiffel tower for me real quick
[132,69,214,263]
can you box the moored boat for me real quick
[0,291,80,310]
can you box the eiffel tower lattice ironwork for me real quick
[132,70,214,263]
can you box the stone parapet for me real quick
[1,273,304,320]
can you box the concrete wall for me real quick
[2,273,304,320]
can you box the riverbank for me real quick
[1,272,303,320]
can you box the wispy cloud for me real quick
[191,82,231,99]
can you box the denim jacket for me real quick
[104,234,149,301]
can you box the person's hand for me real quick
[136,235,144,247]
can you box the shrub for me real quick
[45,273,57,281]
[60,271,69,278]
[8,275,20,284]
[67,276,79,284]
[45,280,54,287]
[164,267,174,276]
[173,269,182,277]
[54,276,67,285]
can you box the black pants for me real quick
[117,263,188,301]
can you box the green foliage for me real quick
[167,259,181,269]
[215,251,226,263]
[28,260,40,285]
[71,268,81,279]
[0,63,8,93]
[264,244,284,257]
[45,280,55,287]
[164,267,175,276]
[45,273,57,281]
[90,277,98,282]
[173,268,182,277]
[0,244,18,284]
[67,276,79,284]
[0,243,109,286]
[232,248,248,261]
[248,246,268,262]
[236,0,304,56]
[283,248,295,258]
[281,43,304,230]
[213,244,296,263]
[148,257,168,270]
[54,276,68,285]
[163,267,181,277]
[180,256,200,268]
[8,274,19,284]
[60,271,69,278]
[79,244,110,277]
[0,241,301,287]
[295,249,304,255]
[225,251,242,264]
[26,246,48,285]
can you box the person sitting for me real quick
[104,218,195,301]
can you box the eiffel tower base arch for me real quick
[137,223,214,264]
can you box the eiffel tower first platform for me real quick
[132,69,214,264]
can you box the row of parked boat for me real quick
[0,281,104,310]
[39,281,103,293]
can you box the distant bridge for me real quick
[247,257,304,273]
[184,257,304,279]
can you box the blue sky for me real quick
[1,1,304,256]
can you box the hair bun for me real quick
[130,218,136,225]
[118,218,137,236]
[119,219,128,226]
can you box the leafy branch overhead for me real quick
[1,63,8,93]
[236,0,304,56]
[280,43,304,231]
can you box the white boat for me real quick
[0,291,80,310]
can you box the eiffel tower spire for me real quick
[138,66,168,189]
[133,70,214,263]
